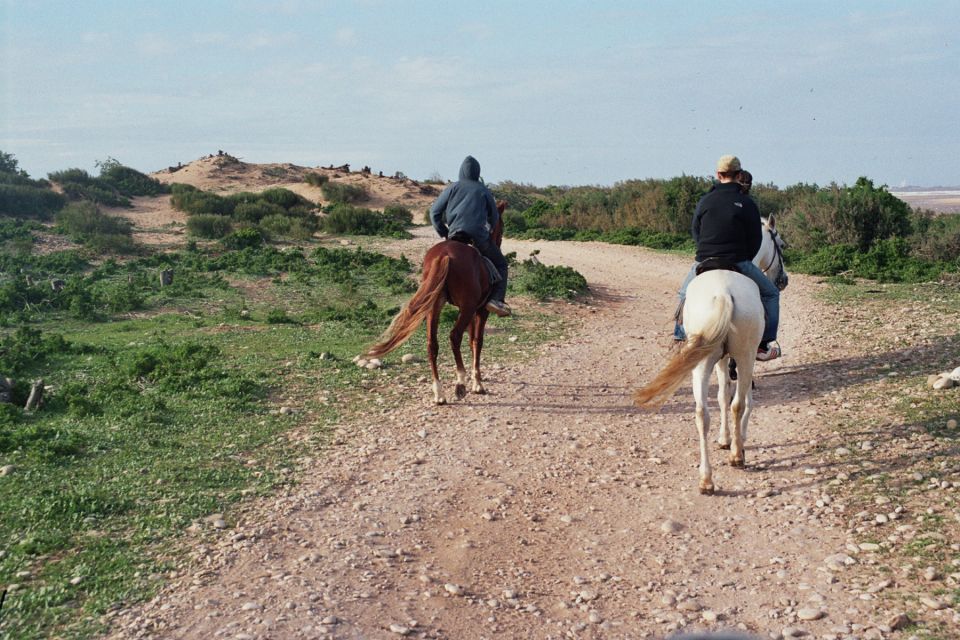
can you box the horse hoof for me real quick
[730,456,745,468]
[435,397,447,406]
[699,483,715,495]
[472,385,486,395]
[717,443,731,450]
[455,384,467,399]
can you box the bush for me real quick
[321,181,368,204]
[221,227,264,250]
[259,214,315,240]
[186,213,232,239]
[234,201,286,223]
[304,172,329,187]
[0,183,67,218]
[382,204,414,226]
[259,187,307,209]
[321,204,410,238]
[171,183,235,216]
[55,202,137,253]
[509,258,588,300]
[97,159,170,196]
[49,168,131,207]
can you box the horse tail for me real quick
[366,255,450,358]
[634,293,734,408]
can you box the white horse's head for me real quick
[755,216,788,290]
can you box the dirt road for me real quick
[110,229,897,639]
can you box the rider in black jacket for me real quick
[673,156,781,361]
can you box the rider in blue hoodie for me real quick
[430,156,511,317]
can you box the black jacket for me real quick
[692,182,762,263]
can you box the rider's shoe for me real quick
[756,342,782,362]
[486,300,512,317]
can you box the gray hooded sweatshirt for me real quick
[430,156,499,242]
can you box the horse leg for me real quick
[469,309,489,393]
[692,361,715,494]
[427,306,446,405]
[715,357,733,450]
[450,308,474,400]
[729,360,756,468]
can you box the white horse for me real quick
[635,217,787,494]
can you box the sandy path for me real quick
[110,230,887,640]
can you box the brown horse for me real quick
[366,201,506,404]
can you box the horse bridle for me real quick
[759,227,789,291]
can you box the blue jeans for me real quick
[474,236,508,303]
[673,261,779,344]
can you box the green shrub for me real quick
[509,258,588,300]
[186,213,233,239]
[0,183,67,218]
[321,204,410,238]
[171,183,235,216]
[221,227,264,250]
[259,214,315,240]
[259,187,307,209]
[382,204,413,226]
[234,201,286,223]
[97,159,170,196]
[321,181,368,204]
[304,172,329,187]
[49,168,131,207]
[55,202,136,253]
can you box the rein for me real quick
[759,227,788,290]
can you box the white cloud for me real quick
[136,33,176,57]
[335,27,357,46]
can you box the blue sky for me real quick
[2,1,958,188]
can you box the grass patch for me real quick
[0,235,574,639]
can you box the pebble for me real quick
[0,464,14,477]
[702,610,719,623]
[588,610,603,624]
[389,624,411,635]
[69,576,83,586]
[677,599,702,612]
[920,596,947,610]
[240,602,262,611]
[781,626,807,638]
[444,583,464,596]
[660,519,683,534]
[796,608,824,621]
[401,353,418,363]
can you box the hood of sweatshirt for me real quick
[459,156,481,181]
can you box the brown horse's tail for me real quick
[366,255,450,358]
[633,292,733,408]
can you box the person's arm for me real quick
[691,200,705,244]
[430,188,451,238]
[485,191,499,229]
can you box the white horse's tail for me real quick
[634,293,734,408]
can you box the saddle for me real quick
[695,257,743,276]
[448,232,502,285]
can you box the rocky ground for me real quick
[102,220,960,640]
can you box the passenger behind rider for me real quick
[429,155,511,317]
[673,155,781,361]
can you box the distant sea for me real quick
[890,188,960,214]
